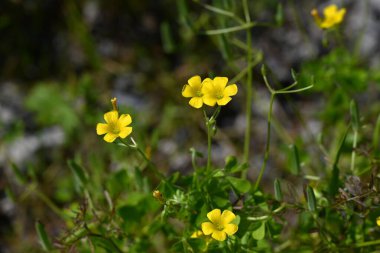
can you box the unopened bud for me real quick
[310,8,321,23]
[111,97,118,111]
[153,190,164,202]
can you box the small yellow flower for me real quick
[191,230,204,238]
[182,75,204,109]
[96,110,132,143]
[377,217,380,227]
[311,5,346,29]
[201,209,238,241]
[202,77,238,107]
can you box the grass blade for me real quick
[35,221,53,251]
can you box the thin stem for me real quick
[247,203,286,221]
[207,119,212,172]
[204,22,256,35]
[35,189,67,219]
[243,0,253,178]
[120,138,165,180]
[254,93,275,191]
[355,239,380,248]
[193,1,245,24]
[205,107,221,173]
[350,130,358,173]
[136,146,166,180]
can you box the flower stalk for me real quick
[204,106,221,172]
[242,0,253,177]
[254,66,313,191]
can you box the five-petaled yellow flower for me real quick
[182,76,238,108]
[377,217,380,227]
[201,209,238,241]
[182,75,204,108]
[311,4,346,29]
[202,77,238,107]
[96,110,132,143]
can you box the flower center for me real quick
[108,122,120,134]
[196,90,203,97]
[216,92,224,100]
[214,222,224,231]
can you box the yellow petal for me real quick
[207,209,221,224]
[336,9,346,22]
[216,97,232,106]
[223,224,238,235]
[211,230,226,241]
[203,95,217,107]
[188,75,202,90]
[104,111,119,123]
[324,5,338,17]
[119,114,132,126]
[189,97,203,108]
[213,77,228,90]
[221,210,236,225]
[201,79,214,94]
[119,127,132,138]
[104,133,118,143]
[96,123,109,135]
[320,20,334,29]
[377,217,380,226]
[201,222,217,235]
[182,85,195,98]
[224,84,238,97]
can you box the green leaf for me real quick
[160,22,175,53]
[289,144,301,175]
[306,185,317,212]
[218,33,231,60]
[226,176,251,193]
[35,221,53,251]
[10,162,27,185]
[213,169,225,177]
[274,179,283,202]
[275,3,283,26]
[68,160,88,188]
[89,235,122,253]
[329,127,349,195]
[225,155,237,171]
[252,221,266,240]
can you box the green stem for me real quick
[254,93,275,191]
[35,189,67,219]
[350,130,358,173]
[120,138,165,180]
[207,120,212,172]
[205,107,220,173]
[355,239,380,248]
[242,0,253,178]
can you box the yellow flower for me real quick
[311,5,346,29]
[201,209,238,241]
[377,217,380,227]
[96,110,132,143]
[202,77,238,107]
[182,75,204,109]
